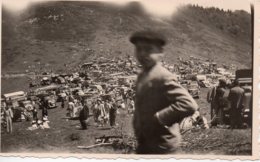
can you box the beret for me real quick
[130,30,166,46]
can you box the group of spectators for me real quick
[207,79,252,128]
[1,96,51,133]
[57,82,136,130]
[27,98,50,130]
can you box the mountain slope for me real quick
[1,2,252,73]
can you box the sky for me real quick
[2,0,252,17]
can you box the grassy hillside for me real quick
[1,2,252,73]
[164,5,252,67]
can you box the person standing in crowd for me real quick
[207,85,217,122]
[61,97,65,109]
[67,98,75,118]
[125,90,132,109]
[68,92,75,103]
[104,99,111,125]
[93,100,99,124]
[128,98,135,114]
[130,30,198,154]
[109,98,118,128]
[2,101,7,110]
[79,100,89,130]
[213,79,228,126]
[41,98,49,120]
[32,106,38,122]
[97,99,106,127]
[60,90,66,109]
[93,99,103,126]
[4,102,14,133]
[72,99,80,117]
[228,80,244,129]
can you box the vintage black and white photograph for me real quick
[1,0,256,157]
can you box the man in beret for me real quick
[130,30,198,154]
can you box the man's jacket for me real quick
[228,86,244,110]
[79,105,89,120]
[133,63,198,152]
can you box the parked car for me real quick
[41,77,51,86]
[240,86,252,127]
[44,95,57,109]
[19,100,34,121]
[37,93,57,109]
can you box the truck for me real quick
[223,69,253,127]
[236,69,252,127]
[235,69,252,87]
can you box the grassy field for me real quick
[1,83,252,155]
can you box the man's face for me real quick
[135,41,164,69]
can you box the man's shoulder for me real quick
[239,87,245,93]
[231,86,244,92]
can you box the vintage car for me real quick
[46,95,57,109]
[18,100,34,121]
[2,91,27,102]
[180,80,191,87]
[241,87,252,127]
[34,85,59,95]
[117,75,136,87]
[70,87,82,95]
[37,94,57,109]
[35,85,59,109]
[29,81,38,88]
[2,91,31,122]
[20,100,34,111]
[41,77,51,86]
[88,85,103,92]
[56,86,69,102]
[56,76,66,84]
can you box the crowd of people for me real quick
[1,52,251,134]
[57,81,136,130]
[1,30,252,155]
[1,54,251,135]
[207,79,252,129]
